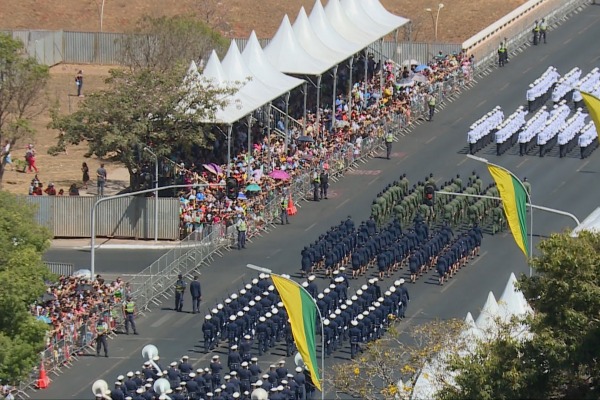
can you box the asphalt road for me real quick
[43,249,169,276]
[31,4,600,399]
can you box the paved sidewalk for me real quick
[51,237,183,250]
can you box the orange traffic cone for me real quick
[37,361,50,389]
[287,195,297,216]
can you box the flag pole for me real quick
[246,264,325,399]
[466,155,534,276]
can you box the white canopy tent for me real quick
[324,0,379,48]
[308,0,361,54]
[241,30,305,151]
[361,0,411,31]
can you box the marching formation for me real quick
[467,65,600,159]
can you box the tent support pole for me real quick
[316,74,322,142]
[364,48,368,85]
[284,91,291,155]
[394,29,399,64]
[379,37,384,94]
[303,82,308,136]
[348,55,354,126]
[331,65,338,121]
[246,115,252,158]
[226,124,232,177]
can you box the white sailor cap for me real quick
[127,372,134,377]
[361,284,368,290]
[356,290,363,296]
[329,284,336,289]
[231,293,238,300]
[324,288,331,294]
[351,320,358,326]
[308,275,315,281]
[265,312,272,318]
[302,282,309,287]
[351,295,358,301]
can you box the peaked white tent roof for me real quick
[293,7,348,67]
[476,292,500,333]
[324,0,378,49]
[200,48,264,124]
[241,31,304,94]
[340,0,404,39]
[308,0,361,54]
[498,273,531,321]
[571,206,600,237]
[361,0,410,31]
[264,14,331,75]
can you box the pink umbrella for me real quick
[268,170,290,180]
[203,163,222,175]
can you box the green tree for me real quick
[0,191,53,383]
[438,231,600,400]
[49,65,237,187]
[329,318,465,400]
[121,15,229,72]
[0,33,50,186]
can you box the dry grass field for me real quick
[0,0,528,194]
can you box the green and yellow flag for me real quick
[581,91,600,133]
[487,165,529,257]
[271,274,321,391]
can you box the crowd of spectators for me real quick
[175,51,474,238]
[30,274,131,362]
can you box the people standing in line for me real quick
[320,168,329,199]
[123,295,139,335]
[82,162,90,189]
[95,318,109,357]
[540,18,547,44]
[75,70,83,97]
[190,275,202,314]
[385,130,394,159]
[428,94,436,122]
[97,163,107,196]
[236,215,248,250]
[280,196,289,225]
[174,274,186,312]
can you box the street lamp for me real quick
[144,147,159,242]
[425,3,444,42]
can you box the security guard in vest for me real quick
[539,18,547,44]
[95,318,109,357]
[428,94,436,122]
[532,20,540,45]
[236,215,247,250]
[175,274,186,312]
[123,296,138,335]
[280,196,289,225]
[498,43,506,67]
[385,131,394,159]
[312,169,320,202]
[319,169,329,199]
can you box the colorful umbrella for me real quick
[202,163,222,175]
[37,315,52,324]
[237,192,247,200]
[414,64,430,72]
[245,183,261,192]
[297,135,315,143]
[269,170,290,180]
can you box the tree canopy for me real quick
[438,231,600,400]
[121,15,229,72]
[0,191,53,383]
[49,65,237,185]
[0,33,50,186]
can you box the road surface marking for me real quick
[404,308,424,325]
[231,274,246,285]
[441,278,457,293]
[471,251,488,266]
[522,66,533,74]
[516,158,528,168]
[305,222,317,232]
[151,314,173,328]
[540,54,549,61]
[368,177,380,186]
[426,136,437,144]
[577,158,592,172]
[563,38,572,45]
[457,158,468,166]
[476,99,487,108]
[551,181,566,194]
[336,198,350,209]
[499,82,510,91]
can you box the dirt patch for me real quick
[0,0,528,43]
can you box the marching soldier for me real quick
[228,345,242,373]
[203,315,215,353]
[349,320,361,359]
[174,274,186,312]
[123,295,139,335]
[95,318,109,357]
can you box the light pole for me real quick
[144,147,159,242]
[99,0,106,32]
[245,264,325,400]
[90,183,224,279]
[425,3,444,42]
